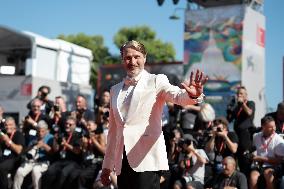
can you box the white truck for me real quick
[0,26,94,123]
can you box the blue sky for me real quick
[0,0,283,109]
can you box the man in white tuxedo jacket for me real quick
[101,40,207,189]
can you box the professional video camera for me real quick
[53,104,60,112]
[243,146,261,170]
[25,140,39,160]
[0,127,6,136]
[226,95,237,118]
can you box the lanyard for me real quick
[184,158,191,175]
[63,133,73,151]
[223,171,236,187]
[33,112,41,122]
[9,131,15,140]
[216,140,224,153]
[261,133,275,150]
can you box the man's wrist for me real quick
[7,140,12,147]
[189,93,205,104]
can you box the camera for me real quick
[250,161,261,170]
[0,127,6,135]
[217,127,222,132]
[25,141,39,160]
[177,138,192,148]
[54,104,60,112]
[243,146,257,163]
[102,111,109,120]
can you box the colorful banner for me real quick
[184,5,245,116]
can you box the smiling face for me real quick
[122,47,146,78]
[262,120,276,137]
[31,99,42,115]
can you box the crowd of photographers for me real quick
[162,86,284,189]
[0,86,111,189]
[0,85,284,189]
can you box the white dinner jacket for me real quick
[102,70,197,175]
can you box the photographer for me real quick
[192,103,215,150]
[173,134,208,189]
[69,120,107,189]
[95,90,110,126]
[249,116,284,189]
[50,96,70,135]
[71,95,95,129]
[41,116,82,189]
[0,117,25,189]
[27,85,54,115]
[205,117,238,175]
[206,156,248,189]
[13,120,53,189]
[266,102,284,134]
[226,86,255,176]
[23,98,51,146]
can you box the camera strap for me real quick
[33,112,41,123]
[63,133,73,151]
[9,131,15,140]
[223,171,236,187]
[54,116,59,125]
[184,158,192,175]
[6,130,15,148]
[216,139,225,154]
[261,133,275,151]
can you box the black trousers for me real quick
[117,149,160,189]
[41,160,79,189]
[0,157,21,189]
[235,128,252,177]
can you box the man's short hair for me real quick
[66,116,77,123]
[277,102,284,112]
[77,94,87,101]
[214,116,229,130]
[120,40,147,57]
[38,85,51,94]
[37,120,48,130]
[261,115,275,126]
[223,156,236,167]
[5,116,16,125]
[237,86,247,91]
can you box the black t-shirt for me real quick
[57,132,82,163]
[0,130,25,161]
[211,171,248,189]
[232,100,255,131]
[214,132,239,159]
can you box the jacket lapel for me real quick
[112,81,125,125]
